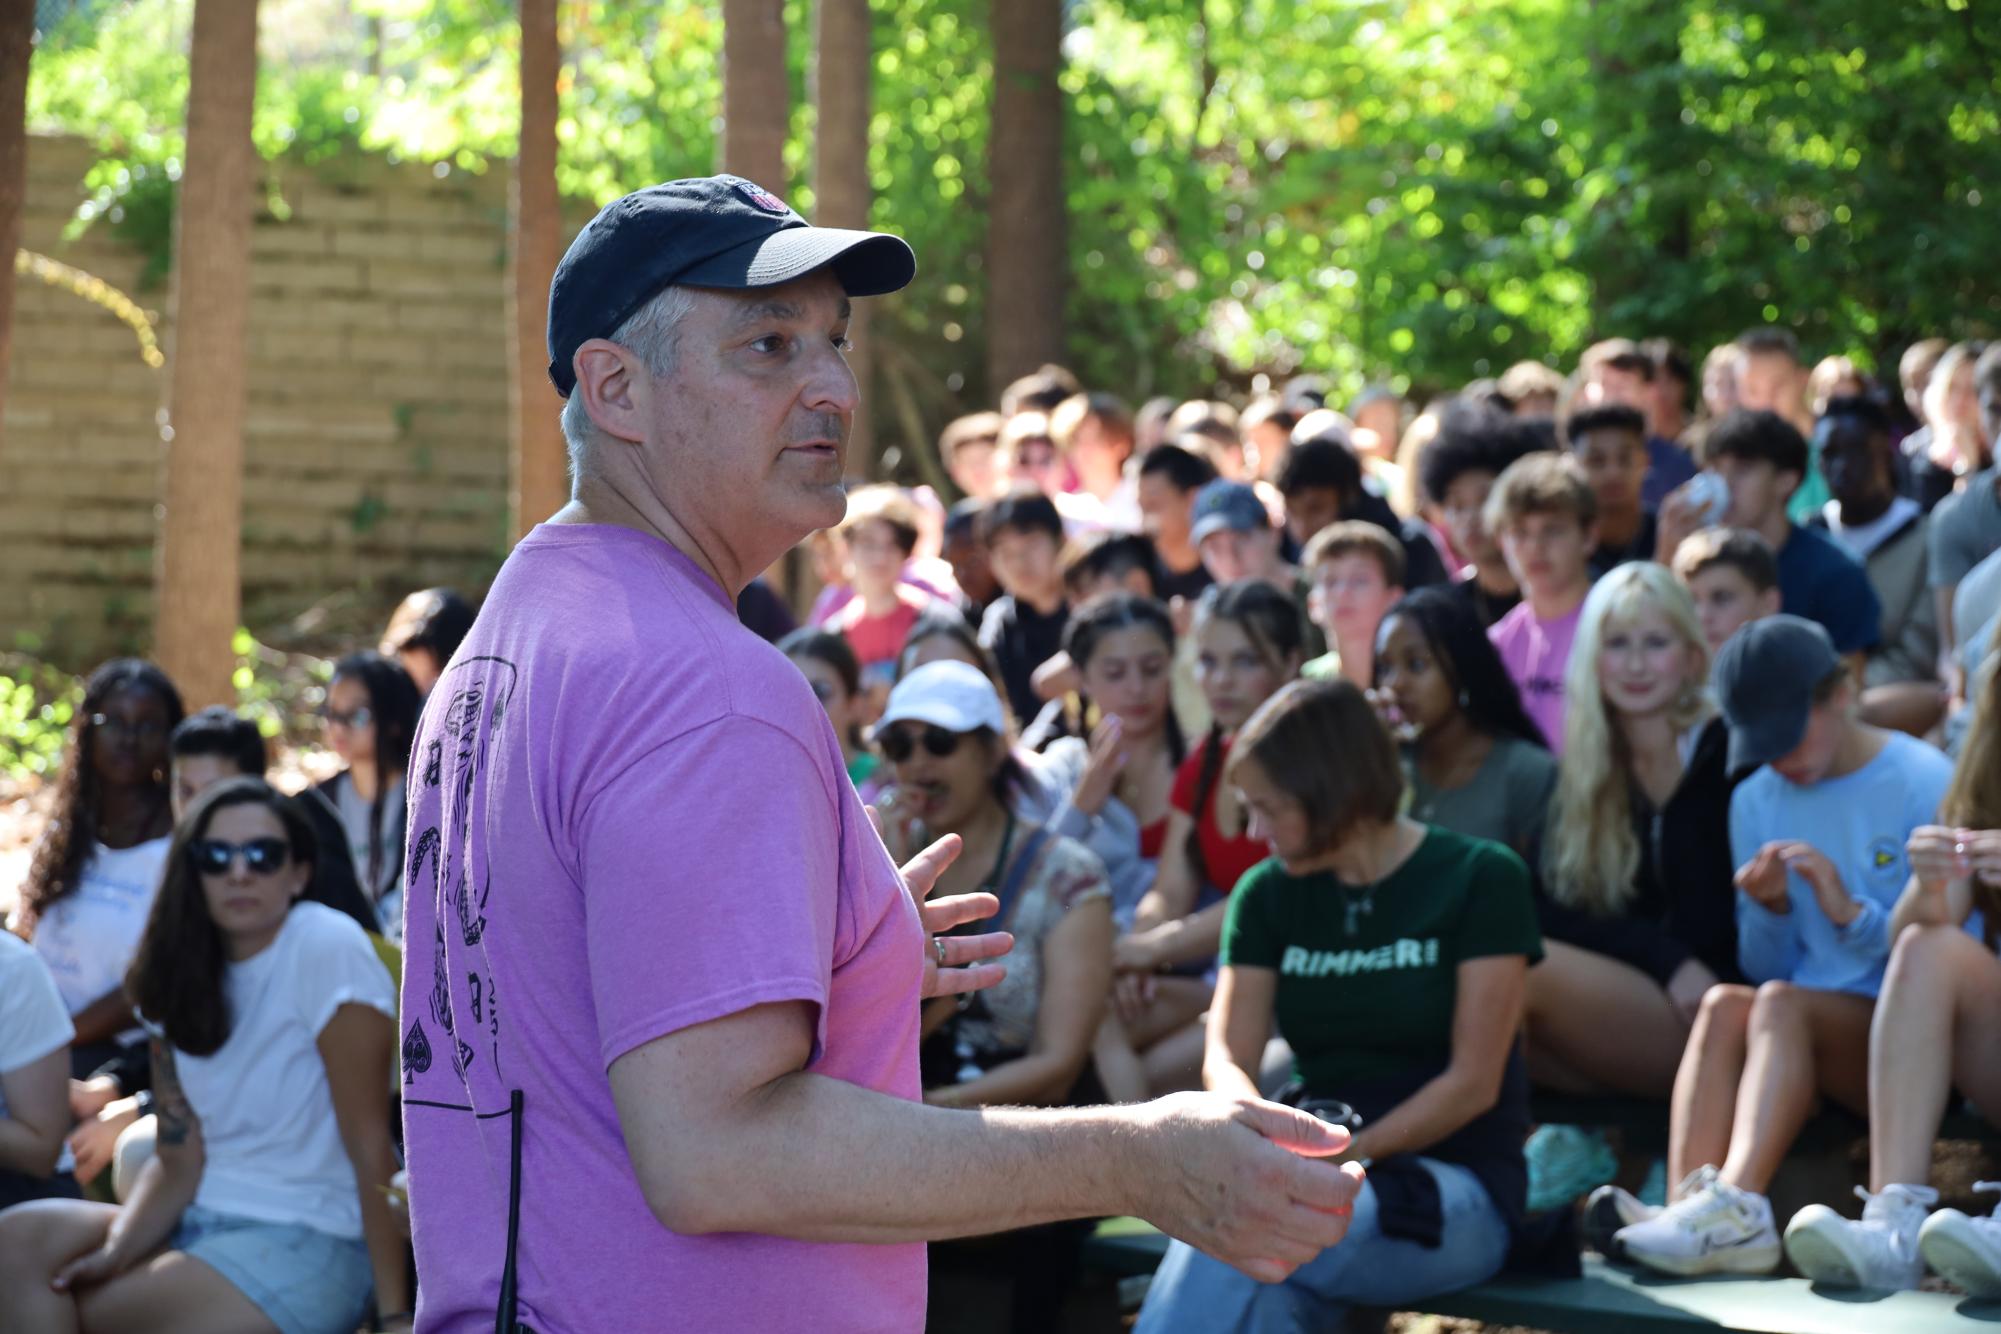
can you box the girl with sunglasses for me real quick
[1102,580,1305,1099]
[877,662,1114,1333]
[312,651,419,942]
[780,628,885,801]
[874,661,1113,1113]
[12,660,185,1079]
[0,778,405,1334]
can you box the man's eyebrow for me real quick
[732,295,853,326]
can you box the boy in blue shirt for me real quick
[1615,617,1953,1278]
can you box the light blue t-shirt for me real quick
[1730,731,1954,996]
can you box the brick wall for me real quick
[0,134,578,670]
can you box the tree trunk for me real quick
[986,0,1065,397]
[509,0,565,539]
[721,0,790,195]
[155,0,260,710]
[815,0,874,473]
[0,0,34,448]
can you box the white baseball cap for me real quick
[876,660,1006,736]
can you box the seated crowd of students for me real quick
[1,329,1999,1330]
[778,335,2001,1325]
[0,590,471,1333]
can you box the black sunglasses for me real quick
[189,837,292,876]
[879,725,965,764]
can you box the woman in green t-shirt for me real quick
[1136,678,1542,1334]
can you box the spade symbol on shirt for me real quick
[402,1019,433,1082]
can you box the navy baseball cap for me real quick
[546,174,917,397]
[1190,480,1271,545]
[1713,614,1842,774]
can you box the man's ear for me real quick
[573,339,649,446]
[1756,587,1783,619]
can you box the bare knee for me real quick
[1748,980,1808,1034]
[1888,921,1983,981]
[1695,982,1754,1030]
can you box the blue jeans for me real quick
[1135,1158,1510,1334]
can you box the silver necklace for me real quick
[1338,828,1410,936]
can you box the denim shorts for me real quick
[171,1204,373,1334]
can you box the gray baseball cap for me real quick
[1713,614,1841,773]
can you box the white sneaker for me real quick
[1920,1181,2001,1298]
[1584,1180,1669,1258]
[1784,1184,1936,1290]
[1616,1169,1781,1276]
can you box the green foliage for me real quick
[232,628,334,746]
[0,656,83,782]
[27,0,2001,441]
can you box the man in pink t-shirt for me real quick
[401,175,1361,1334]
[1484,451,1600,753]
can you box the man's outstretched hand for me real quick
[871,809,1013,999]
[1133,1092,1366,1283]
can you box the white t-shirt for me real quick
[0,931,74,1122]
[28,837,172,1035]
[172,902,397,1236]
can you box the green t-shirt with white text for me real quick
[1221,825,1542,1095]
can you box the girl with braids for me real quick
[0,779,406,1332]
[1780,657,2001,1294]
[1101,580,1303,1098]
[1369,585,1553,860]
[11,660,184,1076]
[780,628,885,799]
[311,652,419,942]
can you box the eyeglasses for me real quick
[879,725,965,764]
[90,714,168,743]
[322,705,373,730]
[806,678,839,705]
[189,837,292,876]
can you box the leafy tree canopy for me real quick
[27,0,2000,449]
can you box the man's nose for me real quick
[803,342,860,418]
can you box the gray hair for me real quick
[559,283,700,478]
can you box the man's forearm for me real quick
[661,1072,1141,1242]
[929,1050,1083,1110]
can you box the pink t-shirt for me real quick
[401,524,926,1334]
[1487,598,1584,755]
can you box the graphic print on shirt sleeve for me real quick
[408,656,519,1103]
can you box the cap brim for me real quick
[1725,702,1809,776]
[678,225,916,297]
[875,698,1002,738]
[1191,517,1250,547]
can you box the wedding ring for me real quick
[933,937,949,968]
